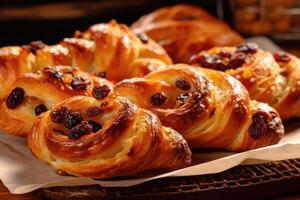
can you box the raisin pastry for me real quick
[29,20,171,82]
[28,95,191,178]
[131,4,243,63]
[0,66,113,136]
[114,64,284,151]
[189,42,300,120]
[0,47,33,99]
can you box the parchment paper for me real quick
[0,37,299,194]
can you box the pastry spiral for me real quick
[114,64,284,151]
[28,95,191,178]
[0,20,171,97]
[131,4,243,63]
[0,66,113,136]
[189,42,300,120]
[32,20,171,82]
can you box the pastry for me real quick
[28,95,191,178]
[0,20,171,98]
[114,64,284,151]
[0,66,113,136]
[32,20,171,82]
[131,4,244,63]
[0,47,33,99]
[189,42,300,120]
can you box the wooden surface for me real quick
[0,181,38,200]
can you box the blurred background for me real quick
[1,0,300,48]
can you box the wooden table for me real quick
[0,181,38,200]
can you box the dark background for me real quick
[0,0,232,46]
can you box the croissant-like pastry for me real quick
[28,95,191,178]
[114,64,284,151]
[0,21,171,96]
[131,4,244,63]
[32,20,171,82]
[0,47,33,99]
[189,42,300,120]
[0,66,113,136]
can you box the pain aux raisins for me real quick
[50,105,71,123]
[35,104,48,116]
[6,87,25,109]
[63,112,83,129]
[175,79,191,90]
[273,52,291,63]
[69,122,93,139]
[92,85,111,100]
[70,76,91,90]
[150,92,168,106]
[236,42,258,54]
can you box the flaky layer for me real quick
[131,4,243,63]
[28,96,191,178]
[0,66,113,136]
[115,64,284,151]
[190,44,300,120]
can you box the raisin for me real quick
[136,33,149,44]
[85,106,102,117]
[29,41,46,54]
[236,43,258,53]
[92,85,111,100]
[150,93,168,106]
[273,52,291,63]
[218,50,232,58]
[189,54,227,70]
[175,79,191,90]
[88,120,102,133]
[43,67,63,81]
[248,112,269,140]
[50,105,70,123]
[212,60,227,71]
[6,87,25,109]
[35,104,48,116]
[229,53,246,69]
[70,76,91,90]
[69,122,93,139]
[64,112,83,129]
[189,54,214,67]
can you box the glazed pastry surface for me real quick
[189,42,300,120]
[0,66,113,136]
[28,95,191,178]
[132,4,244,63]
[115,64,284,151]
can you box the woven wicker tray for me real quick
[39,158,300,200]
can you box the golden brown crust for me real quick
[0,47,33,99]
[28,95,191,178]
[189,44,300,120]
[0,66,113,136]
[131,4,244,63]
[30,20,171,82]
[114,64,284,151]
